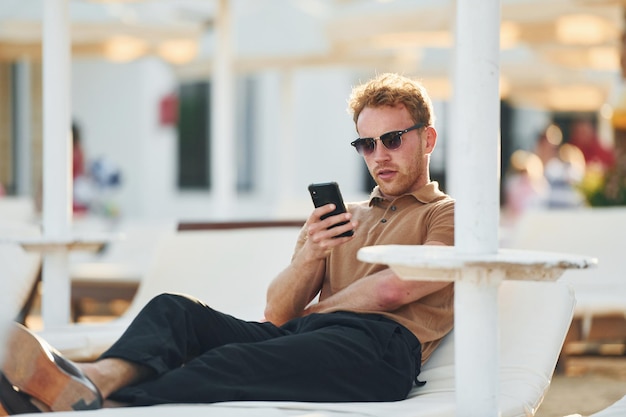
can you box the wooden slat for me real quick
[177,220,305,231]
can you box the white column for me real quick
[41,0,72,328]
[14,60,33,197]
[451,0,502,416]
[455,270,503,416]
[452,0,501,253]
[211,0,236,219]
[278,70,295,207]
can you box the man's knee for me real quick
[144,293,203,313]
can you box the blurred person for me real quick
[534,124,586,208]
[33,123,90,215]
[71,123,123,218]
[72,123,85,180]
[88,156,123,218]
[544,144,586,208]
[568,118,615,173]
[71,122,90,215]
[534,124,563,167]
[503,149,549,222]
[0,73,454,413]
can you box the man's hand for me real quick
[301,204,357,260]
[264,204,357,326]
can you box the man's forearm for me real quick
[303,269,396,315]
[304,268,450,316]
[264,255,325,325]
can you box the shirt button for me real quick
[390,206,397,211]
[381,219,387,224]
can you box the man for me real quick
[0,73,454,414]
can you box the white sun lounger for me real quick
[0,197,41,331]
[9,276,575,417]
[0,219,576,416]
[36,223,305,360]
[504,207,626,342]
[0,229,41,365]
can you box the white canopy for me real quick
[0,0,622,111]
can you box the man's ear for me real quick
[423,126,437,154]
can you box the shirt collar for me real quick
[368,182,446,206]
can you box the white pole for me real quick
[455,271,502,416]
[41,0,72,328]
[451,0,502,415]
[452,0,501,253]
[211,0,236,219]
[278,70,295,209]
[15,60,33,197]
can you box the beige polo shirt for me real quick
[295,181,455,363]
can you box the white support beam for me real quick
[450,0,502,415]
[14,60,33,197]
[41,0,72,328]
[211,0,236,219]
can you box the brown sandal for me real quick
[2,323,102,412]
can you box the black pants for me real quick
[101,293,422,406]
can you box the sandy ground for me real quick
[535,356,626,417]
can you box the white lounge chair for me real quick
[9,221,577,416]
[0,199,41,330]
[504,207,626,344]
[0,237,41,365]
[0,197,37,226]
[14,279,575,417]
[37,223,305,360]
[68,218,176,321]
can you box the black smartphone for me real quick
[308,182,354,238]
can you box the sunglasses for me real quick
[350,123,425,156]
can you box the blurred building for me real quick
[0,0,623,222]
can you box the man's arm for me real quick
[264,204,357,326]
[304,241,450,315]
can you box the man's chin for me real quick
[377,184,403,199]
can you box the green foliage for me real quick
[580,157,626,206]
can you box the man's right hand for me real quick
[264,204,356,325]
[301,204,356,260]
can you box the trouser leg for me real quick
[100,293,284,376]
[108,312,420,406]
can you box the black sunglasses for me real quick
[350,123,425,156]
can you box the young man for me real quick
[0,73,454,414]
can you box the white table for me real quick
[1,233,125,326]
[358,245,597,417]
[2,233,123,253]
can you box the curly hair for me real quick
[347,73,435,127]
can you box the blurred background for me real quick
[2,4,626,415]
[0,0,624,225]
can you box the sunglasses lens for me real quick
[353,138,375,155]
[381,132,402,150]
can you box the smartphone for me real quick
[308,182,354,238]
